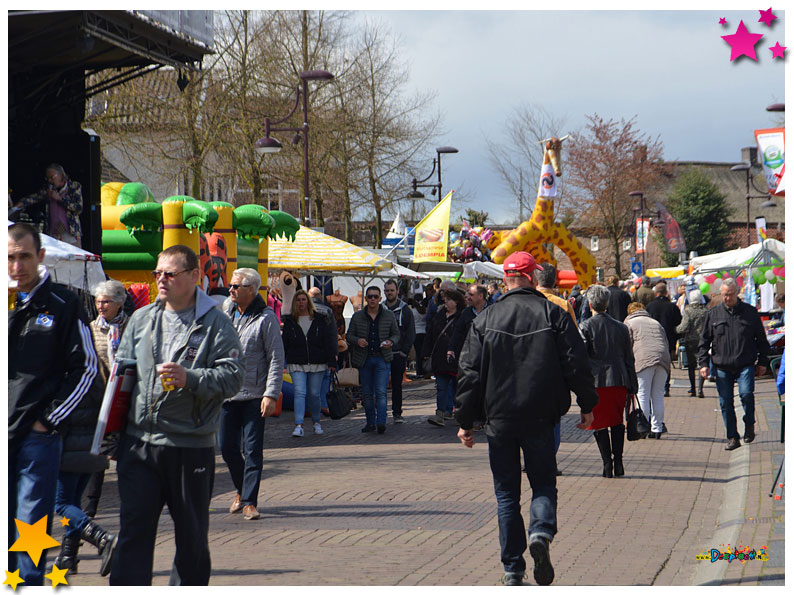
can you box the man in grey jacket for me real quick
[110,245,244,586]
[222,268,284,521]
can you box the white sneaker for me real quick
[313,422,324,435]
[292,425,304,437]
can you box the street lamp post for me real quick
[729,162,777,247]
[254,69,334,225]
[629,190,664,272]
[406,146,459,206]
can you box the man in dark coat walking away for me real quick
[645,282,682,398]
[455,252,598,586]
[606,275,632,322]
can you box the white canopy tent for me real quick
[690,239,785,273]
[40,232,106,295]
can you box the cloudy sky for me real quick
[353,7,787,224]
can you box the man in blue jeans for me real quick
[346,286,400,434]
[455,252,598,586]
[698,279,770,451]
[8,223,99,584]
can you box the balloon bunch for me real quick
[448,224,495,263]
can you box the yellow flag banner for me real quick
[413,191,453,263]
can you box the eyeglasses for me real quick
[365,295,380,300]
[152,269,190,281]
[229,283,252,290]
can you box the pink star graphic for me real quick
[769,42,786,59]
[758,8,777,27]
[721,20,764,61]
[719,17,727,26]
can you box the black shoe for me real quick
[664,391,670,398]
[80,520,117,577]
[501,572,524,586]
[661,423,668,434]
[52,533,81,574]
[361,424,376,433]
[743,425,755,443]
[647,432,662,439]
[697,392,705,398]
[556,467,563,476]
[725,437,741,451]
[613,459,625,477]
[377,424,386,434]
[529,536,554,586]
[687,388,695,396]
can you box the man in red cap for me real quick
[455,251,598,586]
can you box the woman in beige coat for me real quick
[624,302,671,439]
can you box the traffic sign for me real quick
[631,261,643,275]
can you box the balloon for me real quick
[705,274,716,284]
[765,269,776,281]
[694,274,705,285]
[713,278,722,291]
[736,276,744,288]
[753,271,765,285]
[767,276,777,285]
[699,282,710,295]
[449,232,459,243]
[773,266,785,279]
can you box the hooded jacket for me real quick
[8,269,99,453]
[455,287,598,437]
[116,287,244,448]
[624,309,671,373]
[385,298,416,357]
[223,294,284,401]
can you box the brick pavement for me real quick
[60,367,785,586]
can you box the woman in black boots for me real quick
[580,285,639,477]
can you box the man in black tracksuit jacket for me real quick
[383,279,415,422]
[454,251,598,587]
[8,223,99,584]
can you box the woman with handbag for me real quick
[579,285,638,478]
[624,301,672,439]
[423,289,465,427]
[281,290,337,437]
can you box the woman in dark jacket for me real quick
[676,288,708,398]
[423,289,465,427]
[580,285,639,478]
[282,290,337,437]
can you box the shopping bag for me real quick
[625,393,650,441]
[327,374,354,420]
[336,353,359,386]
[91,358,136,454]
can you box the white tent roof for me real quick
[463,261,504,279]
[690,239,785,273]
[40,233,106,294]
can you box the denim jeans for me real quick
[636,365,667,433]
[319,369,331,409]
[219,399,266,507]
[360,356,389,426]
[435,373,457,414]
[291,370,324,425]
[487,425,557,573]
[8,430,62,585]
[55,471,92,537]
[390,354,408,416]
[715,366,756,440]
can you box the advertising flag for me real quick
[413,191,453,262]
[755,127,785,196]
[635,218,650,254]
[654,201,687,254]
[755,216,767,243]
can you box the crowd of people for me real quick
[9,219,780,587]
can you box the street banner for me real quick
[414,191,453,262]
[755,216,767,243]
[755,127,785,196]
[655,201,687,254]
[635,218,650,254]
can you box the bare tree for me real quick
[566,114,674,277]
[485,103,570,222]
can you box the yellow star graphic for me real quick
[59,518,70,527]
[8,516,60,566]
[44,566,68,588]
[3,570,25,591]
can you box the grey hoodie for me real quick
[117,287,244,448]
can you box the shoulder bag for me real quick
[625,393,650,441]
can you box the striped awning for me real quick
[268,226,391,273]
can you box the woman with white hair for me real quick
[580,285,638,477]
[676,289,709,398]
[90,279,131,377]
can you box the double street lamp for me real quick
[255,69,335,225]
[730,161,777,247]
[406,146,459,206]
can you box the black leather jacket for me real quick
[455,287,598,436]
[698,301,770,371]
[281,311,337,368]
[579,313,639,393]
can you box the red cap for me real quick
[503,251,543,281]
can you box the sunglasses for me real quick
[229,283,252,290]
[152,269,190,281]
[365,295,380,300]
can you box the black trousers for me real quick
[109,435,215,586]
[390,354,407,416]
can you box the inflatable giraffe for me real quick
[491,136,597,288]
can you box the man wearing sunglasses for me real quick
[110,245,244,586]
[346,286,401,434]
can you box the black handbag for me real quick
[327,373,354,420]
[625,393,650,441]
